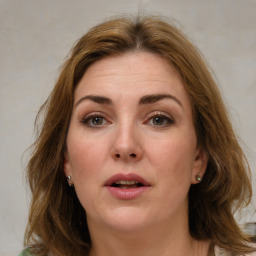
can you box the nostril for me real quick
[113,153,137,159]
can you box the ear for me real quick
[64,151,73,183]
[191,147,208,184]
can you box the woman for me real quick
[21,16,256,256]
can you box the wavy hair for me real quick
[24,16,255,256]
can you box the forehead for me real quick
[81,52,182,84]
[74,51,190,107]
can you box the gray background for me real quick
[0,0,255,255]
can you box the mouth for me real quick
[104,173,151,200]
[104,173,151,189]
[111,180,145,189]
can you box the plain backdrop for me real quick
[0,0,255,255]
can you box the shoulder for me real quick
[18,249,31,256]
[248,243,256,256]
[215,245,256,256]
[244,250,256,256]
[246,243,256,256]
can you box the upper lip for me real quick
[104,173,151,187]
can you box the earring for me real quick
[196,175,202,182]
[67,175,73,187]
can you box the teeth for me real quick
[114,180,139,185]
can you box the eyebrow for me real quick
[75,95,113,107]
[75,93,183,108]
[139,94,183,108]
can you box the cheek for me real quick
[67,136,110,211]
[147,134,196,191]
[148,136,195,170]
[67,134,110,182]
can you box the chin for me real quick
[99,206,153,233]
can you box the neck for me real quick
[88,214,210,256]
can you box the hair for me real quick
[24,15,255,256]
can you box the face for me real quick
[64,52,207,234]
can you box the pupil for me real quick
[153,117,163,125]
[93,117,102,125]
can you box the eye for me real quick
[81,114,109,128]
[146,113,174,127]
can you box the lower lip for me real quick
[106,186,150,200]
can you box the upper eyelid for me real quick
[143,111,175,126]
[80,114,110,128]
[80,112,108,123]
[81,111,106,119]
[146,111,174,119]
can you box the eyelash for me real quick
[145,112,175,127]
[80,113,109,128]
[80,112,175,128]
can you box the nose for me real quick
[111,124,143,162]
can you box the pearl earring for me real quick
[196,175,202,182]
[67,175,73,187]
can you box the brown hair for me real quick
[24,16,255,256]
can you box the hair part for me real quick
[24,15,255,256]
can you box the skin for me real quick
[64,51,209,256]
